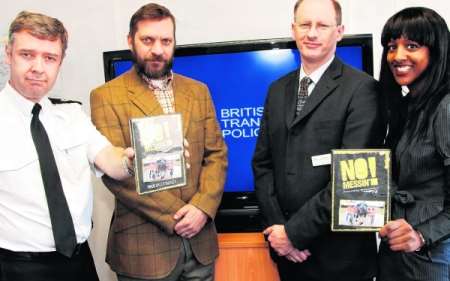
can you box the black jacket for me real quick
[252,57,385,281]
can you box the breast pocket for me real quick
[0,151,36,172]
[313,120,342,146]
[54,134,90,179]
[0,139,38,189]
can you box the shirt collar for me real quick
[299,55,335,85]
[4,82,63,120]
[141,70,174,91]
[4,82,37,118]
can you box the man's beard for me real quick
[132,51,173,80]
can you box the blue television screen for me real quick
[104,36,373,195]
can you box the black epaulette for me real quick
[49,97,82,105]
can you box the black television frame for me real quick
[102,34,374,232]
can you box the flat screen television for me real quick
[103,34,374,232]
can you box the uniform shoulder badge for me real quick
[49,98,82,105]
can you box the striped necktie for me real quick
[296,76,312,116]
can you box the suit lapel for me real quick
[173,74,193,136]
[125,70,193,136]
[284,70,300,129]
[126,68,164,116]
[289,58,342,129]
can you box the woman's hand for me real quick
[379,219,425,252]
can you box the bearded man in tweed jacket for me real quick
[90,3,227,281]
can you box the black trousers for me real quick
[0,242,99,281]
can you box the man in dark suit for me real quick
[252,0,384,281]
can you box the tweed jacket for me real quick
[90,68,227,279]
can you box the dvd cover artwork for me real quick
[331,149,391,232]
[130,113,186,194]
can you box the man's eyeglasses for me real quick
[294,22,339,33]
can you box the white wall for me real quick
[1,1,449,280]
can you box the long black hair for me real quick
[379,7,450,141]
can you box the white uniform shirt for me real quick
[0,83,110,252]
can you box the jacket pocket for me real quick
[112,204,147,233]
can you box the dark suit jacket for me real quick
[90,69,227,279]
[252,57,384,281]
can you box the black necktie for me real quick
[30,103,77,257]
[296,76,312,116]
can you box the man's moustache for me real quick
[145,58,165,63]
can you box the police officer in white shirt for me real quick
[0,11,134,281]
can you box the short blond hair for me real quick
[294,0,342,25]
[8,11,68,57]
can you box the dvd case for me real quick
[331,149,391,231]
[130,114,186,194]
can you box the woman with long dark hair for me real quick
[378,7,450,281]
